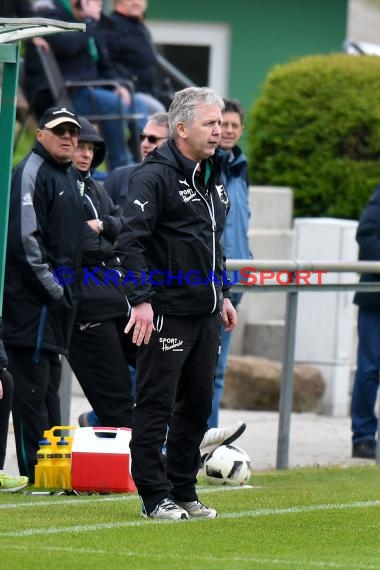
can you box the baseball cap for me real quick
[39,106,81,129]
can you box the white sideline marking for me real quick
[3,544,380,569]
[0,484,256,510]
[0,499,380,537]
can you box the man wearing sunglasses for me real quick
[104,111,169,211]
[2,106,84,481]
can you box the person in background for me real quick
[104,111,169,211]
[77,112,168,428]
[3,106,84,480]
[101,0,166,115]
[0,319,29,492]
[69,117,137,428]
[204,99,253,436]
[23,0,150,170]
[118,86,237,521]
[351,185,380,459]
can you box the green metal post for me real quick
[0,42,19,313]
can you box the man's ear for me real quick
[176,121,187,140]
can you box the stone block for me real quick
[222,355,326,412]
[243,321,285,361]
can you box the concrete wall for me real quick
[230,186,359,417]
[293,219,358,416]
[231,186,294,360]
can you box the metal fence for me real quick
[60,258,380,468]
[226,259,380,468]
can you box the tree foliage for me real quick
[247,54,380,219]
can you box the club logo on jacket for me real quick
[215,184,229,205]
[179,188,197,203]
[22,192,33,206]
[134,199,148,212]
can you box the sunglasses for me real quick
[44,125,80,137]
[139,133,165,144]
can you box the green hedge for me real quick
[247,54,380,219]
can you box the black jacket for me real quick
[76,174,130,322]
[0,0,34,17]
[3,142,84,355]
[0,320,8,371]
[354,184,380,312]
[104,164,136,213]
[117,139,231,315]
[102,11,157,95]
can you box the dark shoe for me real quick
[352,439,376,459]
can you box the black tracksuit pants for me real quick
[68,317,137,428]
[6,347,62,480]
[130,312,220,514]
[0,369,13,469]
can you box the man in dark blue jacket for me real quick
[205,99,252,431]
[3,106,84,480]
[351,186,380,459]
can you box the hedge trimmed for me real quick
[247,54,380,219]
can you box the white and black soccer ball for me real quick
[203,444,251,486]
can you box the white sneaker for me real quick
[141,497,189,521]
[200,420,246,457]
[177,500,217,519]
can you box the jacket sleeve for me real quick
[356,186,380,261]
[7,162,63,305]
[0,319,8,370]
[116,166,161,306]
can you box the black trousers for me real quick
[130,313,220,514]
[0,369,13,469]
[68,317,137,428]
[6,347,61,480]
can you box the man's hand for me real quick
[0,378,3,400]
[32,37,49,52]
[86,219,102,234]
[115,84,131,107]
[221,298,237,332]
[124,302,155,346]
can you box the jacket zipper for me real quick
[192,164,217,313]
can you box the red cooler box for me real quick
[71,427,136,493]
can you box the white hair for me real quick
[168,87,224,139]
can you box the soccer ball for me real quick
[203,444,251,486]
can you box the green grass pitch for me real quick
[1,466,380,569]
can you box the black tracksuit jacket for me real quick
[77,174,130,322]
[3,142,84,355]
[117,138,231,315]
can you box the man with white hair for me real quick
[119,87,237,521]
